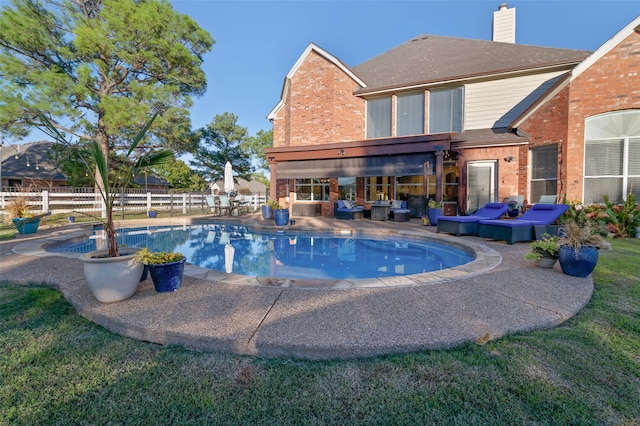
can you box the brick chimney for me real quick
[492,3,516,43]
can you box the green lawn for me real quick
[1,239,638,425]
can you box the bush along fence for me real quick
[0,189,267,219]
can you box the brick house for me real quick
[266,5,640,218]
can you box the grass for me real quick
[1,240,639,425]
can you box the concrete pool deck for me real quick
[0,214,593,360]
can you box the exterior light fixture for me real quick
[338,148,345,156]
[504,156,515,163]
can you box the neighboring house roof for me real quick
[0,141,67,181]
[211,177,267,194]
[133,174,170,187]
[352,34,591,95]
[1,140,169,187]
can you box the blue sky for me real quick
[3,0,639,144]
[170,0,640,137]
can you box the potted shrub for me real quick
[135,248,186,293]
[525,233,560,268]
[557,205,606,278]
[261,199,279,220]
[40,111,171,302]
[507,200,519,217]
[272,199,290,226]
[4,196,50,235]
[427,199,443,226]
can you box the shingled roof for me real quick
[352,35,591,95]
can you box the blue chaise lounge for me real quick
[334,200,364,220]
[436,202,508,236]
[477,203,569,244]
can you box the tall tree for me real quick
[244,128,273,173]
[152,156,207,191]
[0,0,213,161]
[190,112,253,183]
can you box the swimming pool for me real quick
[45,224,474,279]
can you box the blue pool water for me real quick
[46,224,473,279]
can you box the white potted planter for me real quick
[80,247,144,303]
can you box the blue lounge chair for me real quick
[436,203,508,236]
[477,203,569,244]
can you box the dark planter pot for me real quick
[558,245,599,278]
[274,209,290,226]
[508,209,520,217]
[261,205,274,220]
[147,258,186,292]
[427,207,442,226]
[12,218,40,234]
[535,249,558,268]
[140,265,149,282]
[147,210,157,218]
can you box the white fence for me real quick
[0,189,267,218]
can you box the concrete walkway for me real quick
[0,214,593,360]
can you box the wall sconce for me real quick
[338,148,345,156]
[504,156,515,163]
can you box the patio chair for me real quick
[334,200,364,220]
[436,202,508,236]
[506,195,525,211]
[477,203,569,244]
[205,195,220,216]
[218,195,233,216]
[538,194,557,204]
[389,200,411,222]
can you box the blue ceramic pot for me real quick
[12,218,39,234]
[558,245,599,278]
[428,208,442,226]
[274,209,290,226]
[147,258,186,292]
[261,205,273,220]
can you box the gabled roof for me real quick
[352,34,591,95]
[267,43,366,121]
[510,15,640,129]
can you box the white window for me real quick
[294,178,330,201]
[396,92,424,136]
[584,110,640,203]
[429,87,463,133]
[365,176,391,201]
[366,97,392,138]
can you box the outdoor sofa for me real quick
[477,203,569,244]
[334,200,364,220]
[436,202,508,236]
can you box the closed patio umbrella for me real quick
[224,243,235,274]
[224,161,234,194]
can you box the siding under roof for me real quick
[352,35,591,95]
